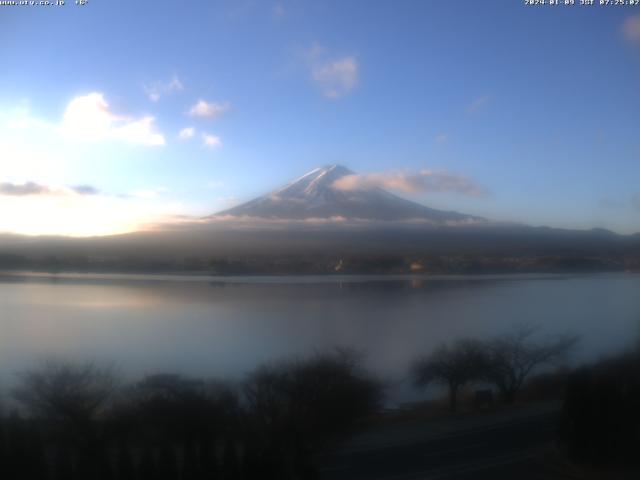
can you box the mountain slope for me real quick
[214,165,482,223]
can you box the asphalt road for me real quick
[319,407,567,480]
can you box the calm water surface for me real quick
[1,272,639,403]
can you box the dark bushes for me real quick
[559,353,640,467]
[0,351,382,480]
[244,350,382,475]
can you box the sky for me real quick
[1,0,640,236]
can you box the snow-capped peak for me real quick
[214,165,482,223]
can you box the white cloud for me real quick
[226,0,257,19]
[215,195,239,207]
[332,170,487,197]
[0,112,70,182]
[144,75,184,102]
[467,95,490,114]
[115,117,165,146]
[168,76,183,89]
[60,93,165,146]
[188,99,231,118]
[434,133,449,144]
[311,57,358,99]
[273,2,286,18]
[130,186,168,199]
[179,126,195,139]
[0,101,179,236]
[0,99,166,190]
[304,44,359,99]
[622,15,640,45]
[204,215,486,228]
[202,133,222,148]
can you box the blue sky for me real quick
[1,0,640,235]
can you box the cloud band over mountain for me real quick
[332,170,488,197]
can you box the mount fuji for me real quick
[214,164,483,223]
[1,164,638,272]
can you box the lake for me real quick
[1,272,639,404]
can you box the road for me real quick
[319,404,571,480]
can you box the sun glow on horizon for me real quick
[0,94,187,237]
[0,194,183,237]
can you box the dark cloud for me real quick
[0,181,51,196]
[0,182,100,197]
[599,197,626,209]
[71,185,100,195]
[599,194,640,212]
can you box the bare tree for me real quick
[244,349,381,440]
[484,326,578,404]
[13,359,117,428]
[412,339,488,413]
[243,349,382,477]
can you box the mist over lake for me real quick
[2,272,639,403]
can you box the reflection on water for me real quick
[1,272,639,402]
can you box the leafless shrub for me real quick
[411,339,488,413]
[484,326,579,403]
